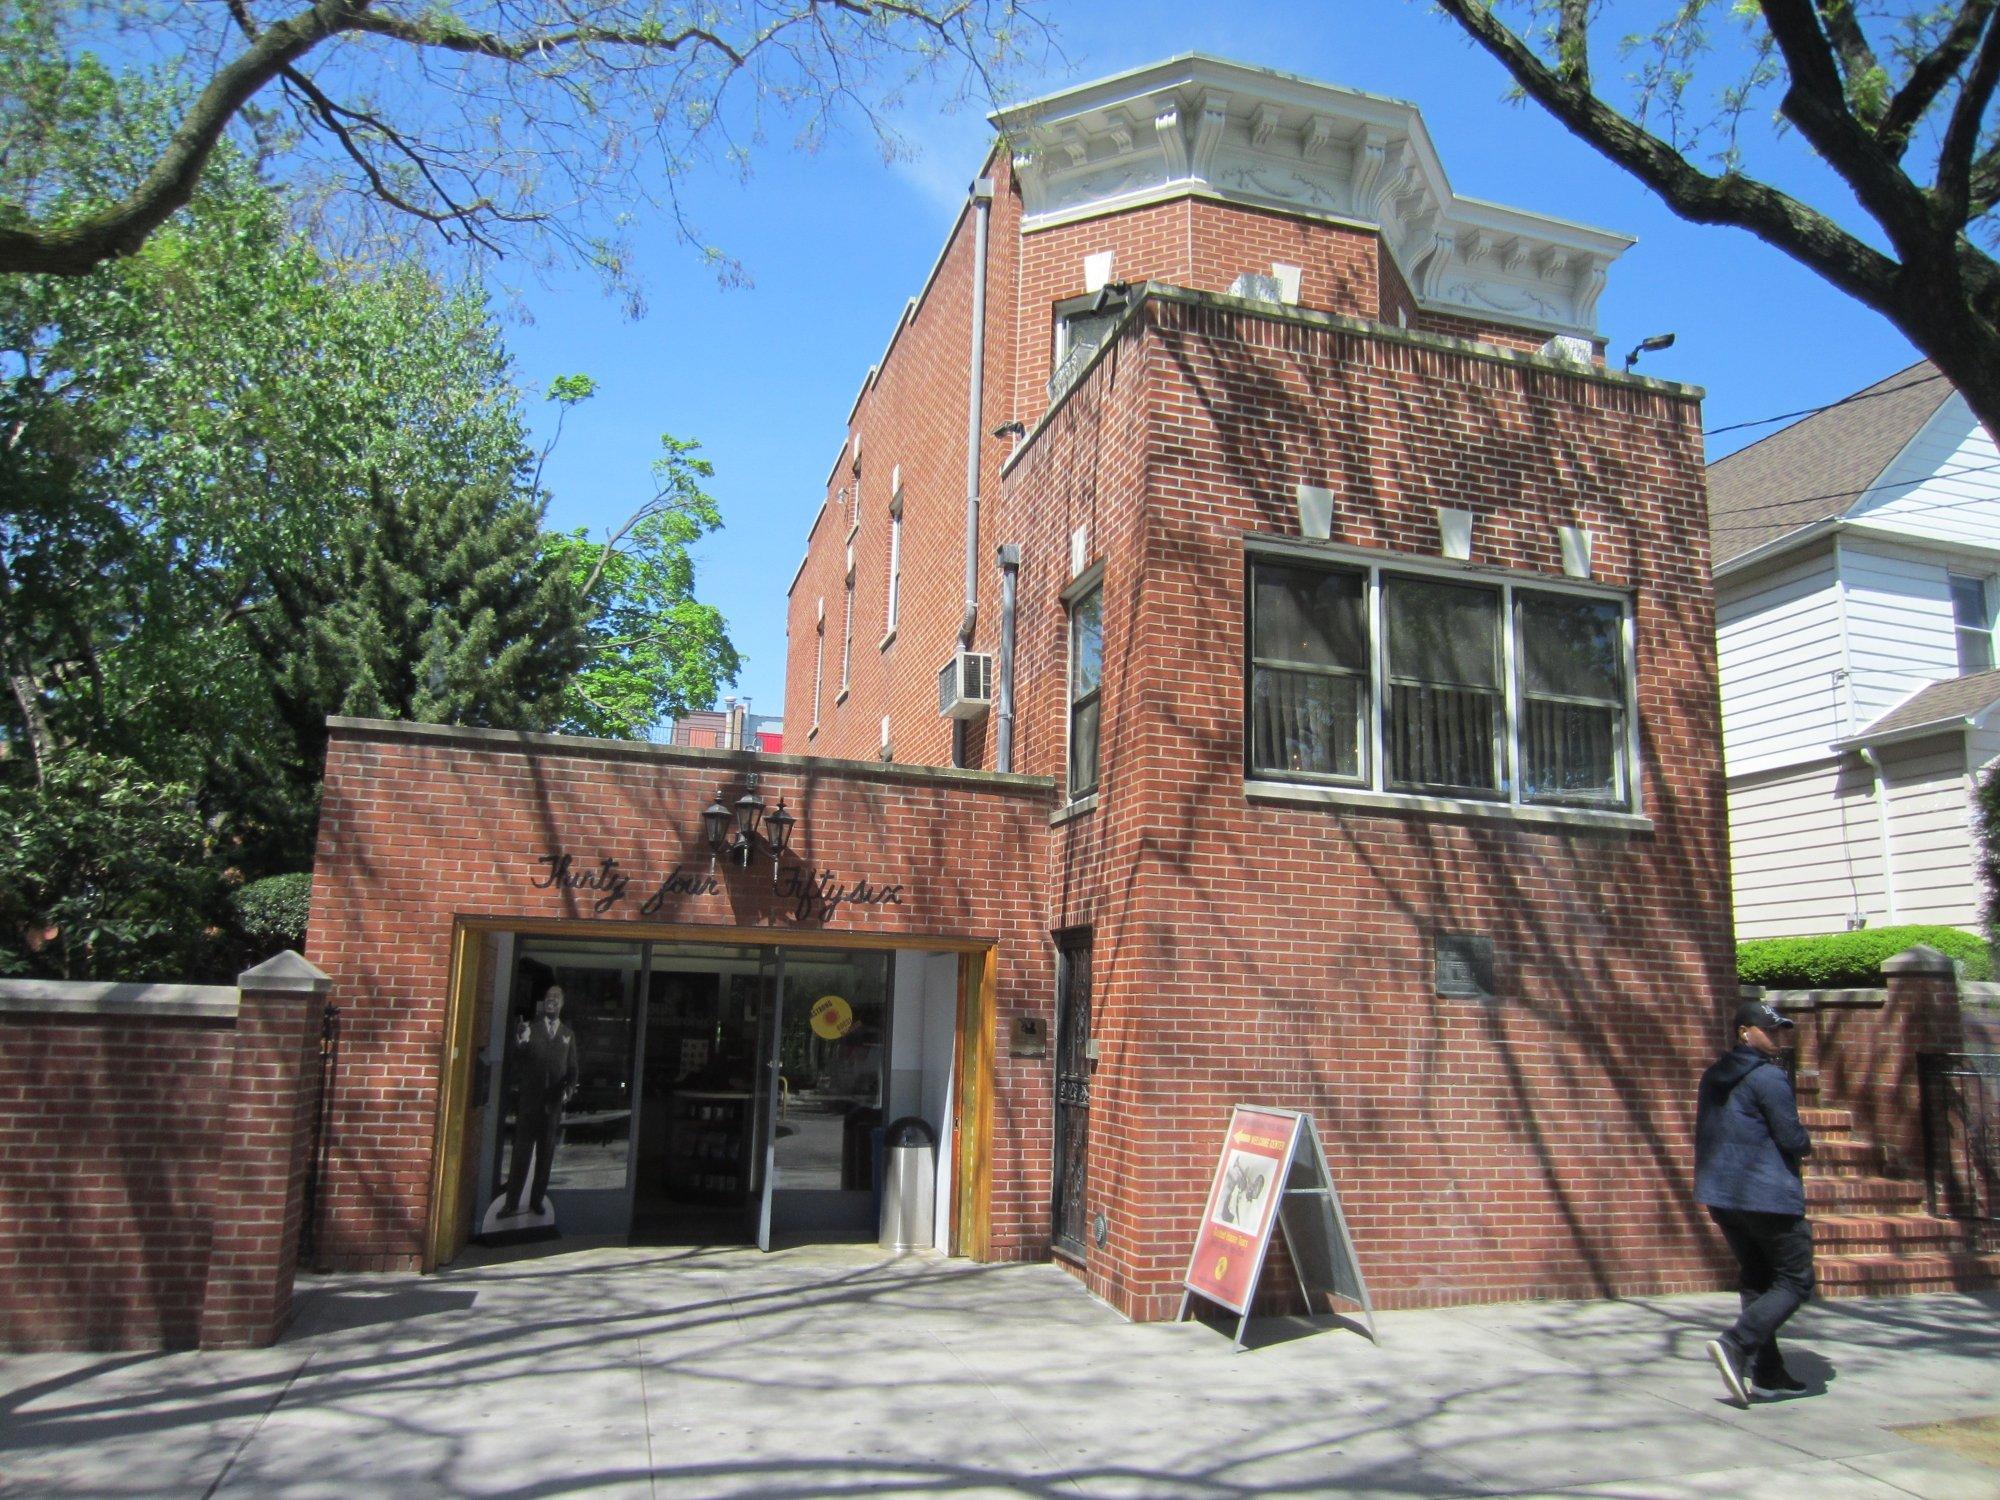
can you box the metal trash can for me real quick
[878,1116,937,1251]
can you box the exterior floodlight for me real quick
[1623,333,1676,373]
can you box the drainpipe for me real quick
[954,177,994,768]
[995,544,1020,772]
[1859,745,1899,922]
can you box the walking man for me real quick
[1696,999,1814,1404]
[501,984,580,1218]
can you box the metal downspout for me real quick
[955,177,994,768]
[1860,745,1899,922]
[996,544,1019,772]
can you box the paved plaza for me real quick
[2,1244,1997,1498]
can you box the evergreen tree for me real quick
[248,468,587,819]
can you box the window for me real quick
[1068,584,1103,798]
[1049,300,1120,402]
[884,492,903,637]
[839,556,854,694]
[1951,574,1994,674]
[1246,552,1635,813]
[810,603,825,734]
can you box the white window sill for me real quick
[879,629,897,652]
[1050,792,1098,826]
[834,688,850,706]
[847,521,861,545]
[1244,779,1651,832]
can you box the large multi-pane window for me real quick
[1951,574,1994,675]
[1069,584,1103,798]
[1247,553,1635,812]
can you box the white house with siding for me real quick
[1710,361,1999,939]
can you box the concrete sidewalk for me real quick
[2,1244,1996,1498]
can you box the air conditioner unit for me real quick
[937,651,994,720]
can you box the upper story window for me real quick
[1050,297,1120,403]
[1069,582,1103,798]
[1247,549,1637,816]
[1951,574,1994,674]
[884,488,904,638]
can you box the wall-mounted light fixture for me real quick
[703,780,797,875]
[1622,332,1675,373]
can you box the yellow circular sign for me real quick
[809,994,854,1040]
[1214,1255,1228,1278]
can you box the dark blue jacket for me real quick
[1694,1046,1813,1215]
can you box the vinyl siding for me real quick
[1727,756,1882,938]
[1851,393,2000,550]
[1876,732,1981,928]
[1841,540,1967,727]
[1716,543,1845,776]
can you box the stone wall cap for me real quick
[1880,944,1959,976]
[238,949,332,994]
[0,979,239,1020]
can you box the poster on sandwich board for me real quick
[1177,1105,1375,1351]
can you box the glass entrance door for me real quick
[764,948,891,1239]
[495,937,645,1236]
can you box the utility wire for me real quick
[1704,370,1948,438]
[1710,457,2000,532]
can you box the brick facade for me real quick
[307,724,1057,1271]
[775,59,1739,1320]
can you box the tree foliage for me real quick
[1429,0,2000,436]
[1,46,743,975]
[0,0,1046,289]
[547,433,742,739]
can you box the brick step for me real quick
[1792,1069,1821,1104]
[1805,1138,1884,1176]
[1816,1252,2000,1297]
[1805,1175,1925,1210]
[1798,1106,1853,1135]
[1813,1213,1972,1254]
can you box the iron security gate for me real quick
[1052,931,1092,1257]
[1920,1052,2000,1226]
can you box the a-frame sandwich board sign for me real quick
[1176,1104,1376,1351]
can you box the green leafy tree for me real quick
[0,0,1044,287]
[1430,0,2000,437]
[546,433,742,738]
[0,752,219,980]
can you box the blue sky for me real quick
[501,4,1923,727]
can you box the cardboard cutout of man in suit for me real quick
[501,984,580,1217]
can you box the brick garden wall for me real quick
[0,962,329,1351]
[307,722,1058,1271]
[0,1012,231,1348]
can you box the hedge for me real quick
[231,872,313,945]
[1737,924,1993,990]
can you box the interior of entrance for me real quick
[469,936,959,1254]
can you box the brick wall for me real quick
[0,965,327,1351]
[307,723,1058,1270]
[992,292,1734,1318]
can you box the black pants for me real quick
[1708,1207,1814,1378]
[503,1092,563,1212]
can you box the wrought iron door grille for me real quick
[1920,1052,2000,1223]
[1052,933,1092,1257]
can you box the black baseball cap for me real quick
[1734,1000,1795,1032]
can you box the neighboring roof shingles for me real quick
[1706,360,1953,567]
[1842,666,2000,745]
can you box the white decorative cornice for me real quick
[992,54,1633,338]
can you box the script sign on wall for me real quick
[1178,1104,1375,1351]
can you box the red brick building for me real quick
[781,55,1732,1315]
[296,57,1736,1319]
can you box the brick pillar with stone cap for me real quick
[198,950,331,1349]
[1871,945,1964,1180]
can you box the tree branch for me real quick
[0,0,371,276]
[1810,0,1883,123]
[1935,5,2000,219]
[1877,0,1996,156]
[1430,0,1902,309]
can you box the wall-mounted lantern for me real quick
[705,781,798,876]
